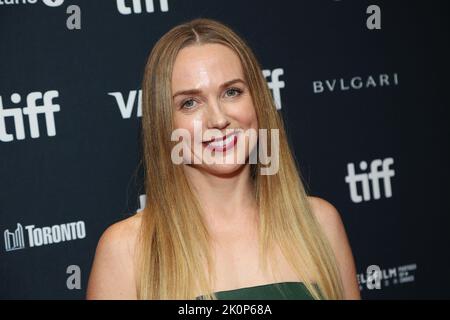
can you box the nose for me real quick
[205,98,230,130]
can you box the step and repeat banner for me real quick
[1,0,449,299]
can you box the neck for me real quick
[183,164,259,233]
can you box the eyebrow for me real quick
[172,78,247,99]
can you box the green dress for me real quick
[196,281,320,300]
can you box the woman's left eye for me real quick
[225,87,243,98]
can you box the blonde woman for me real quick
[86,18,361,300]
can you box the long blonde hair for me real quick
[137,17,344,300]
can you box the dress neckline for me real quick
[213,281,305,294]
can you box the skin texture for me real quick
[86,44,361,300]
[171,43,259,233]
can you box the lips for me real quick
[202,132,235,144]
[202,132,238,152]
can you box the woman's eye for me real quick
[180,88,242,110]
[181,99,196,110]
[225,87,242,98]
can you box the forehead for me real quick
[171,43,244,90]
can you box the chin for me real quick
[201,163,247,177]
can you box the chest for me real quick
[209,235,300,292]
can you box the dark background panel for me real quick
[0,0,449,299]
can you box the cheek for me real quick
[233,101,258,129]
[173,113,200,134]
[173,113,205,150]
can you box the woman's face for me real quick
[171,43,258,176]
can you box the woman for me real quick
[86,18,361,300]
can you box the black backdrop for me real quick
[1,0,449,299]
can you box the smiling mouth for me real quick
[202,132,239,152]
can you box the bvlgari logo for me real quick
[313,73,399,94]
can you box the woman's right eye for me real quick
[181,99,196,110]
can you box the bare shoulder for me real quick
[86,211,143,300]
[307,196,361,300]
[307,196,349,246]
[99,210,143,250]
[307,196,343,231]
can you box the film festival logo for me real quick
[108,67,285,119]
[262,68,285,110]
[345,157,395,203]
[116,0,169,15]
[0,90,60,142]
[4,221,86,252]
[358,263,417,291]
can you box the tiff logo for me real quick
[116,0,169,15]
[0,90,60,142]
[4,223,25,252]
[263,68,285,110]
[345,157,395,203]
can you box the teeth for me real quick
[207,134,235,148]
